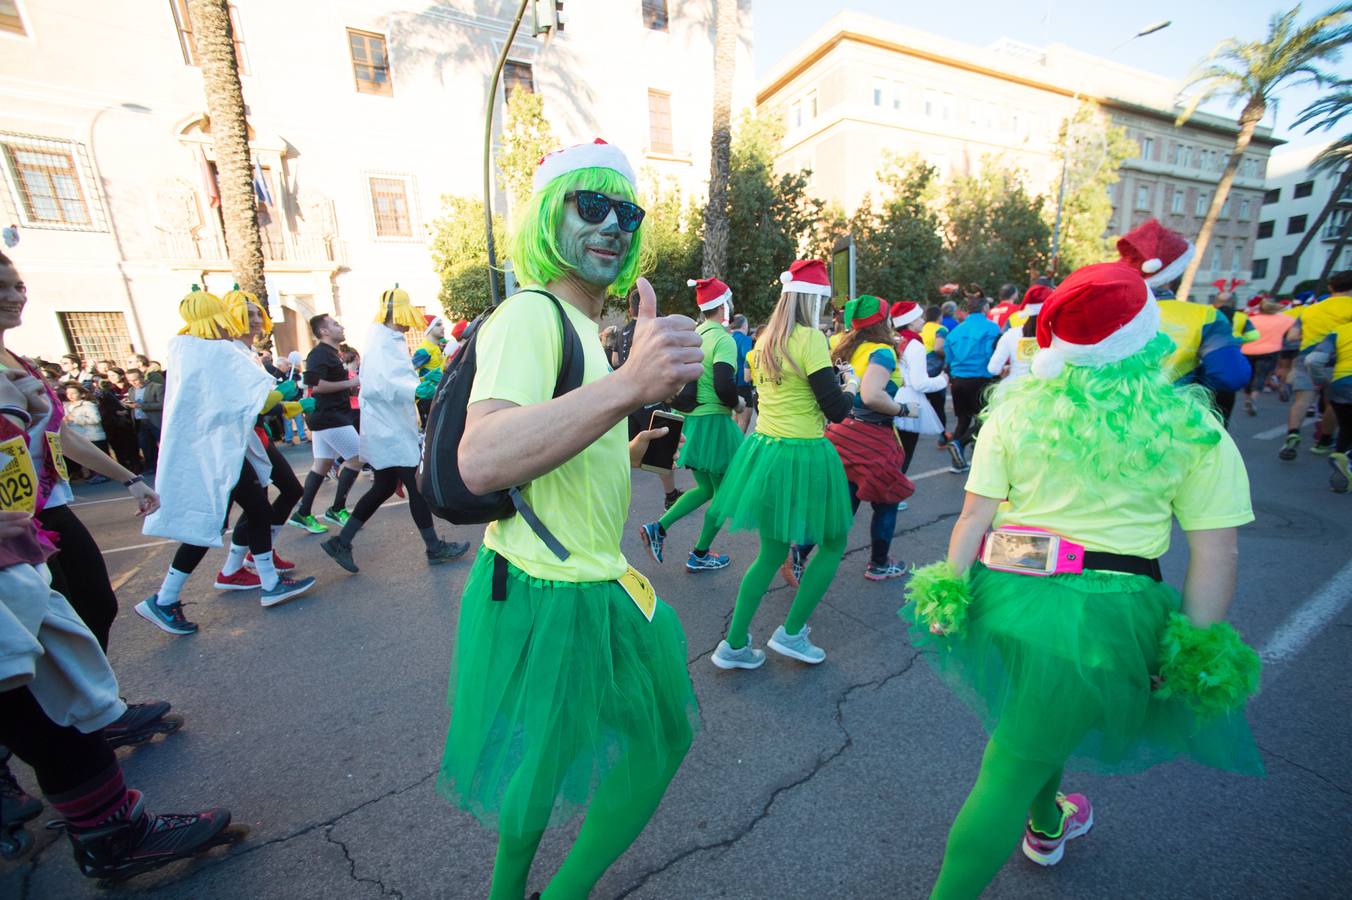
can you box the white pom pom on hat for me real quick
[1142,258,1163,274]
[1030,347,1068,379]
[687,279,698,287]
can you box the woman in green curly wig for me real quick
[901,262,1263,899]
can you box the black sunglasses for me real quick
[564,190,646,233]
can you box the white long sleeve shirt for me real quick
[899,335,948,394]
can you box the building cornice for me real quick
[758,30,1281,149]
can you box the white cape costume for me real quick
[358,323,422,470]
[143,335,274,547]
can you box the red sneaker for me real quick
[214,568,261,591]
[245,552,295,573]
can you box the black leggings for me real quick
[171,462,273,573]
[898,429,919,474]
[351,467,432,529]
[1334,401,1352,453]
[0,687,115,796]
[229,439,302,545]
[37,504,119,653]
[950,377,991,446]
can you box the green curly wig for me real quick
[1154,612,1261,717]
[902,560,973,636]
[980,332,1222,492]
[506,166,649,298]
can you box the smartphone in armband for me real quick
[640,410,685,474]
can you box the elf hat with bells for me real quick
[178,285,240,339]
[223,284,272,336]
[375,284,425,329]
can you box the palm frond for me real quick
[1294,78,1352,131]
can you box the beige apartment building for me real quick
[758,13,1281,293]
[0,0,753,362]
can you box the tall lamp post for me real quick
[482,0,534,308]
[1050,20,1171,276]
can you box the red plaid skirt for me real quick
[824,417,915,504]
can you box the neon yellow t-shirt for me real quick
[690,319,737,416]
[469,289,629,583]
[1287,294,1352,350]
[965,402,1253,559]
[1157,300,1217,380]
[920,322,947,352]
[749,325,833,439]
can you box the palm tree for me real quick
[187,0,266,304]
[1271,80,1352,294]
[701,0,740,279]
[1174,3,1352,302]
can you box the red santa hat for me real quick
[1031,262,1160,379]
[779,259,832,296]
[1021,283,1053,314]
[889,300,923,328]
[533,139,637,192]
[451,319,469,341]
[1116,219,1194,289]
[688,276,732,312]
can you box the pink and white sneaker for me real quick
[1021,792,1093,866]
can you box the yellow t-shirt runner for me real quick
[749,325,834,439]
[966,402,1254,559]
[690,320,738,416]
[469,289,630,583]
[1287,294,1352,351]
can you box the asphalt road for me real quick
[3,396,1351,899]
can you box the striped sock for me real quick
[49,764,138,829]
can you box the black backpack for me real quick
[417,290,584,561]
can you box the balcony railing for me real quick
[156,198,344,266]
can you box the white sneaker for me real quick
[768,624,826,664]
[711,639,766,670]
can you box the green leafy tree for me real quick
[497,91,556,214]
[943,160,1051,291]
[848,155,945,302]
[640,178,703,315]
[428,195,506,320]
[1175,3,1351,301]
[1052,105,1139,275]
[724,111,825,324]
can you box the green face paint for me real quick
[557,197,632,288]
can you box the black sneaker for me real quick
[426,540,470,565]
[947,442,969,473]
[103,702,183,749]
[1278,433,1300,461]
[663,489,683,511]
[320,537,358,573]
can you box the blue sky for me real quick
[752,1,1352,152]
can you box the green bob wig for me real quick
[507,166,648,298]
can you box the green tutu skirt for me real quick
[708,432,852,545]
[677,412,743,475]
[902,563,1263,775]
[439,548,699,838]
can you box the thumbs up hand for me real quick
[618,277,703,406]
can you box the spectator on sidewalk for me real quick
[62,382,110,484]
[94,379,139,472]
[124,368,162,474]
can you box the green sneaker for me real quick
[1311,438,1334,456]
[1330,452,1350,493]
[322,507,350,527]
[1278,433,1300,461]
[288,512,328,534]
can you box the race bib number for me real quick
[45,431,68,482]
[0,436,38,513]
[1015,338,1039,364]
[617,566,657,622]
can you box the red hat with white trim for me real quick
[688,277,732,312]
[1031,262,1160,379]
[534,139,637,192]
[451,319,469,341]
[889,300,923,328]
[779,259,832,296]
[1021,283,1053,313]
[1116,219,1194,289]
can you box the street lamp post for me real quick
[482,0,533,308]
[1050,20,1171,277]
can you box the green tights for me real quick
[930,737,1066,900]
[489,733,691,900]
[726,528,846,649]
[658,469,724,553]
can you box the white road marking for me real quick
[71,494,136,507]
[1260,557,1352,665]
[103,539,175,555]
[1253,425,1290,440]
[909,466,953,482]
